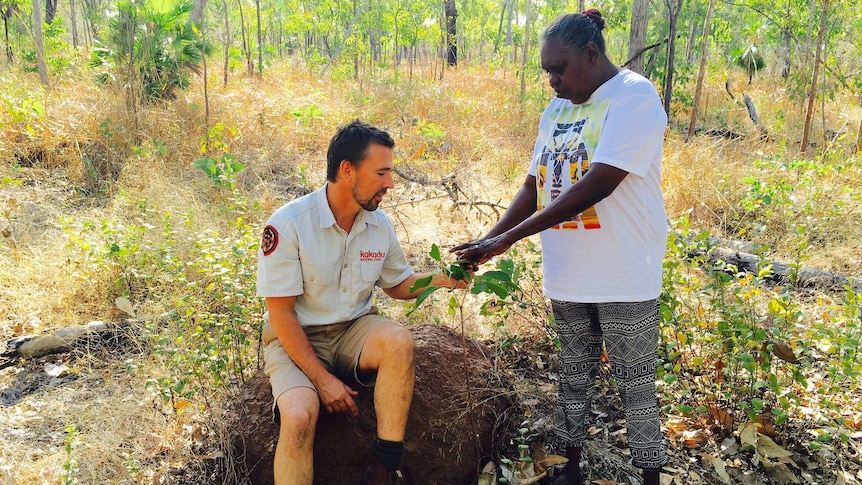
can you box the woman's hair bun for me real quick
[581,9,606,30]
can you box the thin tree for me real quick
[519,0,531,99]
[190,0,207,26]
[686,0,715,141]
[31,0,49,86]
[353,0,358,79]
[4,3,15,62]
[627,0,650,74]
[44,0,54,23]
[237,0,252,75]
[445,0,456,66]
[70,0,78,48]
[493,0,505,53]
[255,0,262,76]
[222,0,229,86]
[202,8,209,131]
[662,0,682,114]
[800,0,828,152]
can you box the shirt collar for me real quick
[316,182,381,229]
[317,183,337,228]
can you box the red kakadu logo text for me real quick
[360,250,386,261]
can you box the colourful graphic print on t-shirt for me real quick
[535,101,610,230]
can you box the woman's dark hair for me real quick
[542,9,607,54]
[326,120,395,182]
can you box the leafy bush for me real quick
[89,0,206,101]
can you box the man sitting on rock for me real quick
[256,120,465,485]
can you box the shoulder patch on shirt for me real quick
[261,225,278,256]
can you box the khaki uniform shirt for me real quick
[256,184,413,326]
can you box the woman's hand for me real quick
[450,234,514,267]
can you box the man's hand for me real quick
[315,373,359,416]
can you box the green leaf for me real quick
[407,286,439,316]
[429,244,442,263]
[409,275,434,293]
[752,398,764,412]
[447,264,469,282]
[472,279,508,298]
[193,157,218,178]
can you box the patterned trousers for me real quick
[551,299,667,470]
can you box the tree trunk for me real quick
[353,0,359,80]
[222,0,230,86]
[44,0,56,24]
[780,28,791,79]
[69,0,78,48]
[578,0,585,11]
[506,0,512,47]
[686,0,715,141]
[627,0,650,74]
[684,20,694,63]
[202,9,209,133]
[662,0,681,114]
[255,0,262,76]
[4,8,13,63]
[803,0,816,69]
[445,0,457,66]
[237,0,253,76]
[519,0,531,99]
[320,13,360,76]
[394,6,400,68]
[189,0,207,27]
[31,0,49,86]
[494,0,505,53]
[800,0,828,153]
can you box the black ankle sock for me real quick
[373,438,405,472]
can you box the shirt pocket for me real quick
[360,261,384,283]
[301,262,335,286]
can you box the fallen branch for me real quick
[683,234,862,292]
[743,94,769,137]
[1,322,121,370]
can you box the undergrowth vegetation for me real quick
[1,59,861,483]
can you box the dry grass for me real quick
[2,59,861,483]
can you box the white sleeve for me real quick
[591,94,667,177]
[256,222,303,297]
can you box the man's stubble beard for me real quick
[353,186,384,211]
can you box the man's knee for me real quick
[381,325,413,361]
[276,391,319,445]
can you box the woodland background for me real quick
[0,0,861,482]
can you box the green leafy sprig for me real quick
[407,243,520,315]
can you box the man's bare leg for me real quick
[273,387,319,485]
[358,323,414,441]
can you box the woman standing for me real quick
[452,10,668,485]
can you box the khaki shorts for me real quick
[262,310,391,422]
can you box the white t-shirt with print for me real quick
[256,184,414,326]
[527,69,668,303]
